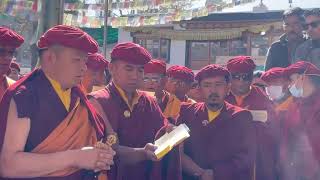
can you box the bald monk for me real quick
[82,53,109,93]
[177,64,255,180]
[142,59,182,119]
[165,65,195,103]
[0,25,115,179]
[280,61,320,180]
[0,27,24,100]
[89,42,181,180]
[225,56,278,180]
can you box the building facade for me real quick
[118,11,284,70]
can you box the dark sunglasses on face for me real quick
[303,20,320,29]
[0,48,15,58]
[253,83,266,89]
[231,74,253,81]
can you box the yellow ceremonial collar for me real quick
[45,74,71,111]
[275,96,294,112]
[114,82,140,112]
[206,105,223,123]
[4,76,15,87]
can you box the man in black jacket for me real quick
[265,7,306,71]
[294,8,320,68]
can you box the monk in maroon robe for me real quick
[82,53,109,94]
[0,27,24,100]
[0,25,115,180]
[225,56,278,180]
[89,42,181,180]
[142,59,182,119]
[261,67,300,179]
[142,59,169,110]
[176,64,255,180]
[280,61,320,180]
[165,65,195,103]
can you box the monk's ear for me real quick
[108,62,118,77]
[39,49,56,65]
[46,48,58,65]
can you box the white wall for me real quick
[169,40,186,67]
[117,28,187,67]
[118,28,133,42]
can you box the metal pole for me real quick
[103,0,109,58]
[59,0,65,24]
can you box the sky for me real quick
[222,0,320,12]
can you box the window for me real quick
[188,38,247,70]
[135,38,171,62]
[251,36,269,56]
[189,42,210,70]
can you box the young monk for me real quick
[177,64,256,180]
[89,42,181,180]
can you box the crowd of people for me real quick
[0,7,319,180]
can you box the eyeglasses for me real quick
[0,48,15,58]
[303,20,320,29]
[231,74,253,81]
[143,77,161,83]
[168,77,189,86]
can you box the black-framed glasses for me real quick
[231,74,253,81]
[0,48,15,58]
[303,20,320,29]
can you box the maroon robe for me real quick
[157,91,170,112]
[0,69,105,180]
[281,91,320,180]
[225,86,278,180]
[177,102,256,180]
[89,83,181,180]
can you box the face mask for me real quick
[266,86,285,100]
[289,83,303,97]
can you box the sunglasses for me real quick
[231,74,253,81]
[0,48,15,58]
[254,83,266,89]
[303,20,320,29]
